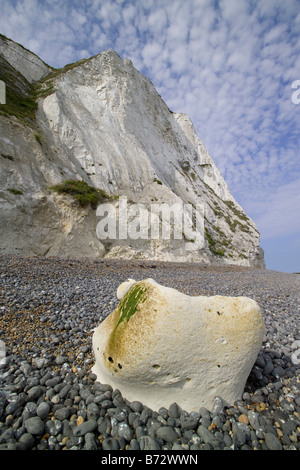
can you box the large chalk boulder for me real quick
[92,279,264,412]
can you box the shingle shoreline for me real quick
[0,255,299,450]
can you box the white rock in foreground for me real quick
[92,279,265,412]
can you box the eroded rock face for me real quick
[0,36,265,266]
[0,34,51,83]
[92,279,265,412]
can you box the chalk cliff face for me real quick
[0,34,265,267]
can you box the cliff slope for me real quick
[0,34,265,267]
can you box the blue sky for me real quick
[1,0,300,272]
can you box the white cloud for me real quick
[147,8,168,34]
[219,0,249,20]
[97,1,122,28]
[142,41,162,66]
[121,3,136,24]
[264,23,288,44]
[248,178,300,239]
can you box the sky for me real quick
[0,0,300,272]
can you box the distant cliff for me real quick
[0,34,265,267]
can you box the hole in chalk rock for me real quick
[152,364,161,369]
[217,364,221,368]
[118,363,122,369]
[108,357,114,363]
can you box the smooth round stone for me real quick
[130,401,144,413]
[54,407,70,420]
[84,433,98,450]
[73,419,98,436]
[93,279,264,412]
[24,416,44,436]
[102,437,119,450]
[19,433,35,450]
[180,416,199,430]
[264,432,283,450]
[156,426,178,443]
[37,402,50,419]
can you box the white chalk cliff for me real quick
[0,34,265,267]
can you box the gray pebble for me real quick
[135,425,145,440]
[45,418,63,436]
[22,401,37,420]
[66,436,84,449]
[140,408,150,424]
[248,410,261,430]
[95,383,113,393]
[156,426,179,443]
[197,425,214,445]
[118,422,133,441]
[54,407,70,421]
[199,406,211,420]
[37,402,50,419]
[24,416,44,436]
[130,401,144,413]
[51,394,61,405]
[102,437,119,450]
[27,385,44,400]
[251,393,265,403]
[172,442,186,450]
[211,396,224,416]
[129,438,140,450]
[232,422,249,447]
[264,432,283,450]
[158,407,169,420]
[1,257,299,451]
[139,435,161,450]
[87,402,100,420]
[84,432,98,450]
[100,399,113,409]
[59,384,72,399]
[73,419,98,436]
[19,432,35,450]
[0,428,14,444]
[34,358,46,369]
[97,416,111,435]
[168,403,181,419]
[180,416,199,430]
[281,419,297,435]
[272,366,285,378]
[264,361,274,374]
[45,376,62,388]
[55,355,67,365]
[0,443,17,450]
[20,363,31,376]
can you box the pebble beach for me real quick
[0,255,299,451]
